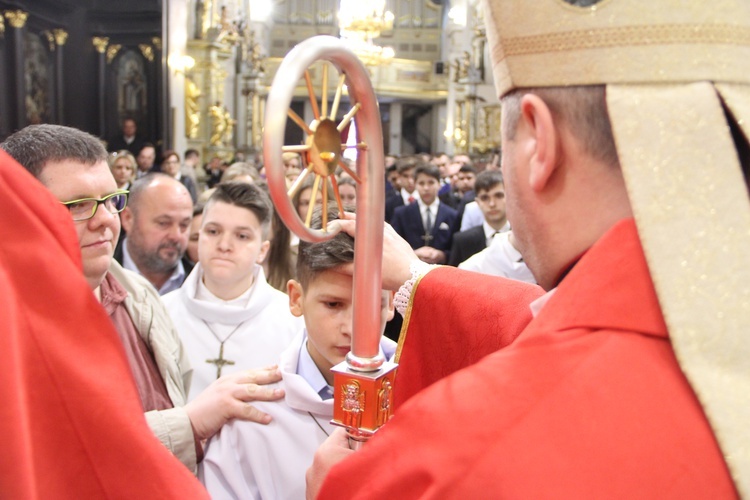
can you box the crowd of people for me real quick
[1,0,748,497]
[0,119,522,497]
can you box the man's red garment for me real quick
[0,150,207,498]
[394,267,543,409]
[318,218,737,498]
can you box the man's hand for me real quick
[306,428,354,500]
[327,213,418,291]
[184,365,284,440]
[414,246,446,265]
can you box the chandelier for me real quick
[339,0,394,38]
[338,0,395,66]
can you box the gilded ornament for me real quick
[106,44,122,64]
[151,37,162,51]
[139,44,154,62]
[223,107,236,146]
[185,78,202,139]
[42,31,55,51]
[0,15,6,36]
[92,36,109,54]
[52,29,68,46]
[209,102,227,146]
[4,10,28,29]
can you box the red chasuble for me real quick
[318,218,737,498]
[0,151,207,498]
[393,267,544,409]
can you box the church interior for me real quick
[0,0,501,162]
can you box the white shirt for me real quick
[530,288,557,318]
[483,220,510,247]
[162,263,302,401]
[401,188,420,205]
[460,201,484,231]
[418,199,440,232]
[458,231,536,284]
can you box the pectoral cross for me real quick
[206,343,235,379]
[421,232,434,245]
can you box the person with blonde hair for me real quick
[109,150,136,190]
[220,162,261,184]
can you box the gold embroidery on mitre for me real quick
[504,24,750,56]
[481,0,750,97]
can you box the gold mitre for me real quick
[482,0,750,96]
[482,0,750,495]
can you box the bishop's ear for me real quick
[520,93,560,192]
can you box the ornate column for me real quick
[46,29,68,123]
[240,30,266,155]
[5,10,29,129]
[92,36,109,135]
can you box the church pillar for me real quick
[92,37,109,137]
[52,30,68,124]
[389,102,402,156]
[5,10,28,130]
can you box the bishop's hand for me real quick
[306,428,354,500]
[327,213,417,291]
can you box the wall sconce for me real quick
[171,54,196,75]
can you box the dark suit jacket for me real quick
[385,192,405,223]
[108,135,146,157]
[391,202,457,258]
[448,224,486,266]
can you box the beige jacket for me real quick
[109,261,197,472]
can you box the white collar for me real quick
[530,288,557,318]
[296,334,332,398]
[483,220,510,241]
[418,198,440,211]
[195,267,255,308]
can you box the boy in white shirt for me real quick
[201,209,396,499]
[163,182,302,401]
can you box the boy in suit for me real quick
[448,170,509,266]
[384,156,420,222]
[391,163,458,264]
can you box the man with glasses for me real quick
[1,124,284,475]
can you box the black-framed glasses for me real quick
[61,190,129,221]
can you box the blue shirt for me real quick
[121,237,186,295]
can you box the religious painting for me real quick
[23,32,51,125]
[116,50,147,124]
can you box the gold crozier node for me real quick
[309,118,341,177]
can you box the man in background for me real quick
[108,117,145,156]
[116,173,194,295]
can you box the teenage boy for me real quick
[201,209,396,499]
[391,163,458,264]
[384,156,420,222]
[163,182,302,401]
[449,170,509,266]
